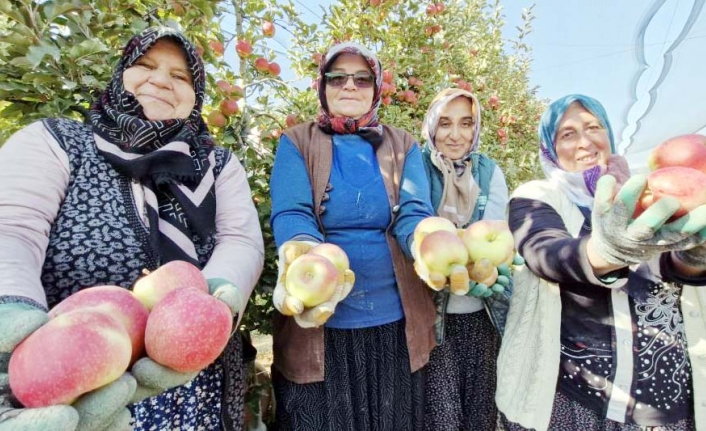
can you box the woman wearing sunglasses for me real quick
[269,42,437,430]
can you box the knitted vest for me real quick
[39,118,229,308]
[271,122,437,384]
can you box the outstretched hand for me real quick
[0,303,136,431]
[273,240,355,328]
[130,357,198,403]
[589,174,706,267]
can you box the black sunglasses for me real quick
[324,72,376,88]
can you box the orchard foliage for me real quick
[0,0,544,338]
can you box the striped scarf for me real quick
[89,26,215,266]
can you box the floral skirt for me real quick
[129,332,245,431]
[273,319,425,431]
[424,311,499,431]
[499,391,695,431]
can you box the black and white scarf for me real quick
[89,26,216,267]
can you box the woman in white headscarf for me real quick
[420,87,510,431]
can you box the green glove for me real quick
[72,373,136,431]
[591,174,706,266]
[0,303,48,355]
[0,302,77,431]
[206,278,243,318]
[130,357,198,403]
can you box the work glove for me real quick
[464,255,524,298]
[590,174,706,267]
[272,240,318,316]
[206,278,243,319]
[273,240,355,328]
[129,357,198,403]
[673,236,706,268]
[0,303,135,431]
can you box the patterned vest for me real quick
[39,118,229,308]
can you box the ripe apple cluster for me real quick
[8,260,232,408]
[413,216,515,296]
[633,134,706,220]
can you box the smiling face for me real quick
[554,102,612,172]
[434,96,476,161]
[122,38,196,121]
[324,53,374,119]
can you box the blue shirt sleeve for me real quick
[269,134,324,248]
[393,143,435,258]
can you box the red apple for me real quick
[207,110,227,128]
[418,230,469,276]
[235,40,252,58]
[461,220,515,266]
[435,2,445,13]
[216,79,232,94]
[145,287,232,373]
[268,61,281,76]
[262,21,275,37]
[209,40,224,56]
[48,285,148,365]
[489,95,500,109]
[647,134,706,174]
[635,166,706,220]
[382,96,392,106]
[9,309,132,407]
[132,260,208,310]
[426,3,437,15]
[382,70,394,84]
[285,113,298,128]
[254,57,269,72]
[285,253,339,307]
[220,99,240,116]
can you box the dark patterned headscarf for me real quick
[316,42,384,145]
[89,26,216,267]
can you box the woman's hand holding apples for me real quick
[129,357,199,403]
[206,278,243,321]
[0,302,136,431]
[273,241,355,328]
[589,174,706,268]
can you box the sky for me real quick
[225,0,706,171]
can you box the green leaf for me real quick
[26,41,61,68]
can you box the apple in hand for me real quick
[634,166,706,220]
[9,309,132,407]
[49,285,149,365]
[285,253,339,307]
[461,220,515,266]
[648,134,706,174]
[145,287,233,373]
[419,230,469,274]
[413,216,458,257]
[467,258,499,286]
[308,242,351,284]
[132,260,208,310]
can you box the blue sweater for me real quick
[270,133,433,329]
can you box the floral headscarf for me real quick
[421,88,483,227]
[538,94,619,208]
[89,26,216,266]
[316,42,384,144]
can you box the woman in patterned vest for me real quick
[0,27,264,430]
